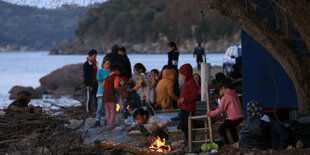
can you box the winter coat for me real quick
[102,72,121,102]
[193,45,205,62]
[119,55,132,79]
[83,60,99,87]
[156,69,178,110]
[168,50,179,71]
[104,51,123,67]
[178,64,198,112]
[96,68,111,97]
[208,89,244,120]
[128,90,142,109]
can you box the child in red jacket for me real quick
[207,78,243,144]
[178,64,198,143]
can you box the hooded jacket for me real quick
[179,64,198,112]
[156,69,178,110]
[208,89,243,120]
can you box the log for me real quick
[100,141,163,155]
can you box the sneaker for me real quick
[91,121,101,128]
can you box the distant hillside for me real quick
[0,1,87,52]
[60,0,240,54]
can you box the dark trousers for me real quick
[86,83,98,112]
[179,110,195,140]
[218,118,243,144]
[197,60,202,70]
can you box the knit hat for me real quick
[111,44,119,52]
[179,64,193,80]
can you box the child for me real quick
[126,108,169,141]
[102,64,122,127]
[150,69,159,87]
[156,69,178,110]
[118,77,130,117]
[126,79,142,111]
[133,63,154,105]
[177,64,198,143]
[193,73,201,100]
[207,78,243,144]
[93,59,111,127]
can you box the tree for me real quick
[196,0,310,113]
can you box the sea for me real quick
[0,51,224,110]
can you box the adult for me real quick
[193,42,205,70]
[167,42,180,108]
[104,44,123,67]
[118,46,132,80]
[167,42,179,71]
[83,49,99,113]
[6,91,41,114]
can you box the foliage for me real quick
[0,1,87,51]
[76,0,240,49]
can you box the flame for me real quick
[116,104,120,111]
[126,105,130,111]
[149,137,171,154]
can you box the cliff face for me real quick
[0,1,86,52]
[60,0,240,54]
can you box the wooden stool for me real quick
[188,83,221,152]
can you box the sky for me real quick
[3,0,106,8]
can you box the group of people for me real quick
[83,41,244,146]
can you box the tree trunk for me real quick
[210,0,310,113]
[282,0,310,51]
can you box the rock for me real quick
[286,145,295,150]
[296,140,304,149]
[244,152,255,155]
[199,152,210,155]
[231,142,239,148]
[49,48,60,55]
[39,64,84,95]
[166,149,185,155]
[113,126,123,131]
[9,86,43,99]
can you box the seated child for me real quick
[126,108,169,141]
[7,91,35,114]
[207,78,244,144]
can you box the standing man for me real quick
[83,49,99,113]
[104,44,122,67]
[193,42,205,70]
[118,46,132,80]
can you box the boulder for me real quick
[9,86,43,99]
[39,63,84,95]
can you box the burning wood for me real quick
[100,141,163,155]
[116,104,120,112]
[149,137,171,154]
[127,105,130,111]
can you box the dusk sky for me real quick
[3,0,106,8]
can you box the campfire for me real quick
[149,137,171,154]
[116,104,120,112]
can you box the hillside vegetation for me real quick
[60,0,240,54]
[0,1,86,52]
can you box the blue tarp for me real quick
[241,31,298,117]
